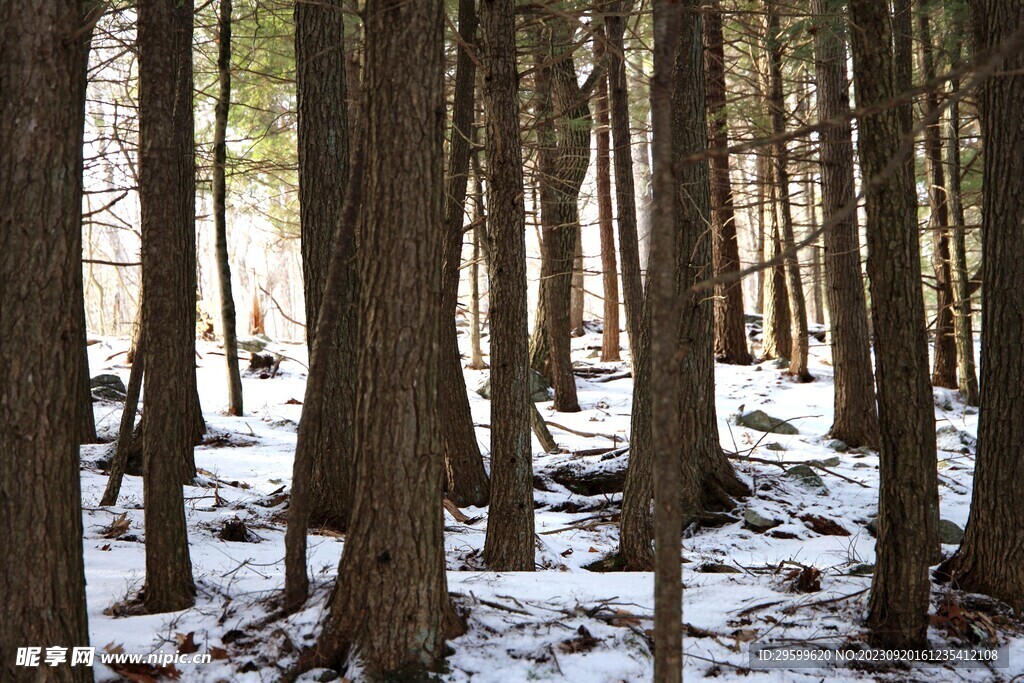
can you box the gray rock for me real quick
[743,508,780,532]
[784,464,828,494]
[809,456,841,468]
[90,374,127,402]
[825,439,849,453]
[476,369,552,403]
[939,519,965,545]
[936,425,977,453]
[735,409,799,435]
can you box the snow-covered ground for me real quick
[77,324,1021,682]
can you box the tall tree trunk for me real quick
[672,6,749,524]
[533,18,589,413]
[594,37,621,363]
[100,335,145,507]
[439,0,489,507]
[570,231,585,335]
[468,201,486,371]
[705,0,752,365]
[767,0,812,382]
[650,3,684,678]
[213,0,243,416]
[607,1,644,356]
[285,143,365,609]
[138,0,198,613]
[810,0,879,448]
[295,0,356,531]
[310,1,463,675]
[939,0,1024,607]
[918,9,958,389]
[944,59,979,406]
[618,295,654,569]
[1,0,94,677]
[74,3,98,447]
[761,164,791,360]
[806,179,826,326]
[848,0,938,649]
[481,0,534,571]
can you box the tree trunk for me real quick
[810,0,879,447]
[100,335,145,507]
[918,10,958,389]
[1,0,94,677]
[705,0,752,365]
[618,296,654,569]
[939,0,1024,608]
[439,0,489,507]
[138,0,197,613]
[594,40,621,363]
[481,0,535,571]
[295,0,356,531]
[285,140,365,609]
[650,3,685,678]
[672,8,749,524]
[767,1,812,382]
[944,59,979,406]
[533,18,589,413]
[806,179,826,326]
[570,230,585,335]
[468,206,486,370]
[848,0,938,649]
[213,0,244,416]
[607,2,644,357]
[761,166,791,361]
[74,4,98,447]
[310,2,463,675]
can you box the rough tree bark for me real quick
[767,0,812,382]
[213,0,244,416]
[607,1,644,356]
[939,0,1024,607]
[650,3,684,678]
[309,2,464,675]
[74,1,98,447]
[918,7,958,390]
[810,0,879,447]
[704,0,752,365]
[848,0,939,649]
[138,0,197,613]
[439,0,490,507]
[944,59,979,406]
[594,32,621,363]
[1,0,95,678]
[618,295,654,569]
[295,0,356,531]
[532,18,591,412]
[481,0,535,571]
[672,5,749,524]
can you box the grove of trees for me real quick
[2,0,1022,679]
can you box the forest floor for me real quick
[79,322,1023,682]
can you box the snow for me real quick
[76,327,1020,682]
